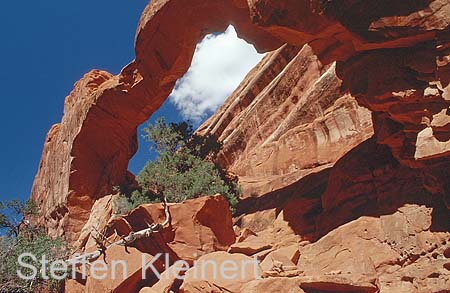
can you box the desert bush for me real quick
[114,118,240,215]
[112,189,152,216]
[0,200,68,293]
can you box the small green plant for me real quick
[112,188,151,216]
[0,199,68,292]
[111,193,133,216]
[114,117,240,215]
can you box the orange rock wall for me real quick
[32,0,450,241]
[198,44,373,196]
[30,0,450,291]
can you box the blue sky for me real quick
[0,1,262,203]
[0,0,150,202]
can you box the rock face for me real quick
[29,0,450,292]
[299,204,450,292]
[197,44,373,197]
[30,67,159,241]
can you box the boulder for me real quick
[228,235,272,256]
[106,195,236,263]
[179,252,262,293]
[68,196,236,292]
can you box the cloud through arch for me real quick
[169,25,265,124]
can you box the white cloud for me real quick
[169,25,264,123]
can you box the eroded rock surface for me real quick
[197,44,373,197]
[299,204,450,292]
[29,0,450,292]
[31,0,450,240]
[67,196,236,292]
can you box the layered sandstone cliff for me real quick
[197,44,373,197]
[30,0,450,292]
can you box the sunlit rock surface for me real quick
[31,0,450,291]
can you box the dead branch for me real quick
[67,197,170,265]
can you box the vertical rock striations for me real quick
[198,44,373,196]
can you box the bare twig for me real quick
[67,198,170,265]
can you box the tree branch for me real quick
[67,197,171,265]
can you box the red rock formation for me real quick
[231,138,450,292]
[66,196,236,292]
[31,0,450,239]
[198,44,373,197]
[298,204,450,292]
[336,44,450,166]
[29,0,450,292]
[248,0,450,59]
[30,66,158,241]
[179,252,262,293]
[30,0,282,243]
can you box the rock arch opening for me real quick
[30,0,281,242]
[28,1,450,290]
[30,0,450,247]
[128,25,265,175]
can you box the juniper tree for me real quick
[113,117,240,215]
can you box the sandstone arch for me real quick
[31,0,283,241]
[31,0,450,243]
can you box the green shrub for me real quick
[115,117,240,215]
[0,200,68,292]
[136,149,239,206]
[112,190,153,216]
[111,194,133,216]
[0,200,37,237]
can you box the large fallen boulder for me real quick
[67,195,236,292]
